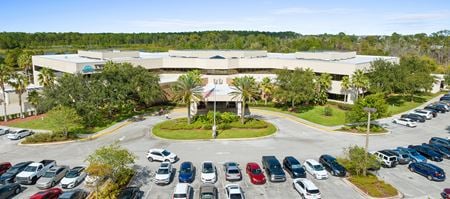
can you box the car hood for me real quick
[61,177,77,185]
[16,171,34,178]
[155,174,170,180]
[202,172,215,179]
[292,168,306,174]
[179,172,193,179]
[251,173,265,180]
[37,177,53,184]
[0,172,16,180]
[315,170,328,175]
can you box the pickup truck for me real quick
[15,160,56,184]
[261,156,286,182]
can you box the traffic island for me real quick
[343,175,402,199]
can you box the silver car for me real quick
[36,166,69,189]
[223,162,241,181]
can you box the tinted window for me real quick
[228,169,239,174]
[230,194,242,199]
[201,193,214,199]
[43,171,56,178]
[307,189,320,194]
[313,165,324,171]
[157,168,169,174]
[173,194,187,198]
[65,170,79,178]
[252,168,262,174]
[203,163,214,173]
[24,166,37,172]
[161,150,171,156]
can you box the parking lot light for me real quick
[363,107,377,176]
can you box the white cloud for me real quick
[272,7,358,15]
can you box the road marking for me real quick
[216,151,230,155]
[118,136,126,141]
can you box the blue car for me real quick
[408,162,446,181]
[422,143,450,159]
[408,145,444,162]
[178,161,195,183]
[396,147,427,163]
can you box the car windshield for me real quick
[228,169,239,174]
[173,194,187,198]
[6,166,22,173]
[24,166,37,172]
[65,170,79,178]
[203,164,214,173]
[230,193,242,199]
[270,164,280,170]
[201,193,214,199]
[291,164,303,169]
[313,165,324,171]
[161,150,171,156]
[389,157,396,161]
[157,168,169,174]
[410,151,419,156]
[43,171,56,178]
[252,168,262,174]
[308,189,320,194]
[227,162,238,167]
[180,166,191,173]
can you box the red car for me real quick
[442,188,450,199]
[30,188,62,199]
[246,162,266,184]
[0,162,12,175]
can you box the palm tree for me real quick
[341,76,351,103]
[317,73,332,92]
[17,52,33,81]
[0,64,12,121]
[259,77,274,105]
[38,67,56,87]
[351,69,369,99]
[9,73,29,118]
[230,76,259,124]
[27,90,40,116]
[171,71,203,124]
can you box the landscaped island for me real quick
[152,112,276,140]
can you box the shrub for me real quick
[23,132,78,144]
[349,175,398,198]
[338,145,380,176]
[328,101,354,110]
[323,106,333,116]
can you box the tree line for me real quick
[0,30,448,67]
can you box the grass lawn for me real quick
[152,120,276,140]
[387,92,444,115]
[253,105,346,126]
[348,175,398,198]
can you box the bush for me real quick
[22,132,78,144]
[323,106,333,116]
[339,124,387,133]
[338,145,381,176]
[158,116,267,130]
[328,101,353,110]
[349,175,398,198]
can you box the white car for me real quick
[146,148,178,163]
[154,162,172,185]
[412,109,433,120]
[293,178,321,199]
[201,161,217,183]
[60,166,87,189]
[303,159,328,180]
[172,183,193,199]
[393,118,417,127]
[0,127,10,136]
[7,129,32,140]
[225,184,245,199]
[84,175,103,187]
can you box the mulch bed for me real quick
[0,114,47,126]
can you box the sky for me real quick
[0,0,449,35]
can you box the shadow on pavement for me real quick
[129,165,154,188]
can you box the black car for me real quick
[422,143,450,159]
[401,114,426,123]
[408,145,443,162]
[59,189,89,199]
[261,156,286,182]
[118,187,143,199]
[319,154,346,177]
[425,104,447,113]
[425,108,438,117]
[282,156,306,178]
[0,161,33,184]
[429,137,450,149]
[0,183,21,199]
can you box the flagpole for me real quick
[212,83,217,139]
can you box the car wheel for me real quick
[332,171,336,176]
[409,167,414,172]
[51,181,55,187]
[427,175,433,181]
[164,159,169,162]
[14,187,20,194]
[147,157,153,162]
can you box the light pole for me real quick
[363,107,376,176]
[212,82,217,139]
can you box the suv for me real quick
[146,149,178,163]
[422,143,450,159]
[172,183,193,199]
[261,156,286,182]
[374,150,398,168]
[36,166,69,189]
[223,162,241,181]
[396,147,427,163]
[408,162,446,181]
[283,156,306,178]
[401,114,426,123]
[425,104,447,113]
[319,154,346,177]
[303,159,328,180]
[408,145,443,162]
[429,137,450,148]
[392,118,417,127]
[292,178,321,199]
[200,161,216,183]
[224,184,244,199]
[390,150,411,165]
[154,162,172,185]
[412,109,433,119]
[0,128,10,136]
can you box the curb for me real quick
[342,177,404,199]
[333,130,392,136]
[18,122,132,146]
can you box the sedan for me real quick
[283,156,306,178]
[408,145,443,162]
[223,162,241,181]
[36,166,68,189]
[408,162,446,181]
[178,161,195,183]
[303,159,328,180]
[201,161,217,183]
[319,154,346,177]
[118,187,143,199]
[422,143,450,159]
[396,147,427,163]
[224,184,244,199]
[245,162,266,184]
[30,187,62,199]
[0,162,12,176]
[0,183,21,199]
[58,189,89,199]
[393,118,417,127]
[7,129,32,140]
[199,183,218,199]
[60,166,87,189]
[401,113,426,123]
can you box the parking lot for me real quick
[0,104,449,199]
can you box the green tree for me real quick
[172,70,203,124]
[445,69,450,87]
[9,73,29,118]
[230,76,259,124]
[259,77,275,105]
[398,55,435,100]
[4,49,22,68]
[17,52,33,80]
[27,90,40,115]
[339,145,380,176]
[346,93,389,123]
[0,64,12,121]
[46,105,83,137]
[275,68,316,109]
[341,76,351,103]
[314,73,332,105]
[367,59,399,95]
[38,67,56,87]
[351,69,369,99]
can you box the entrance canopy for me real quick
[202,83,240,102]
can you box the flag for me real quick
[204,87,215,98]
